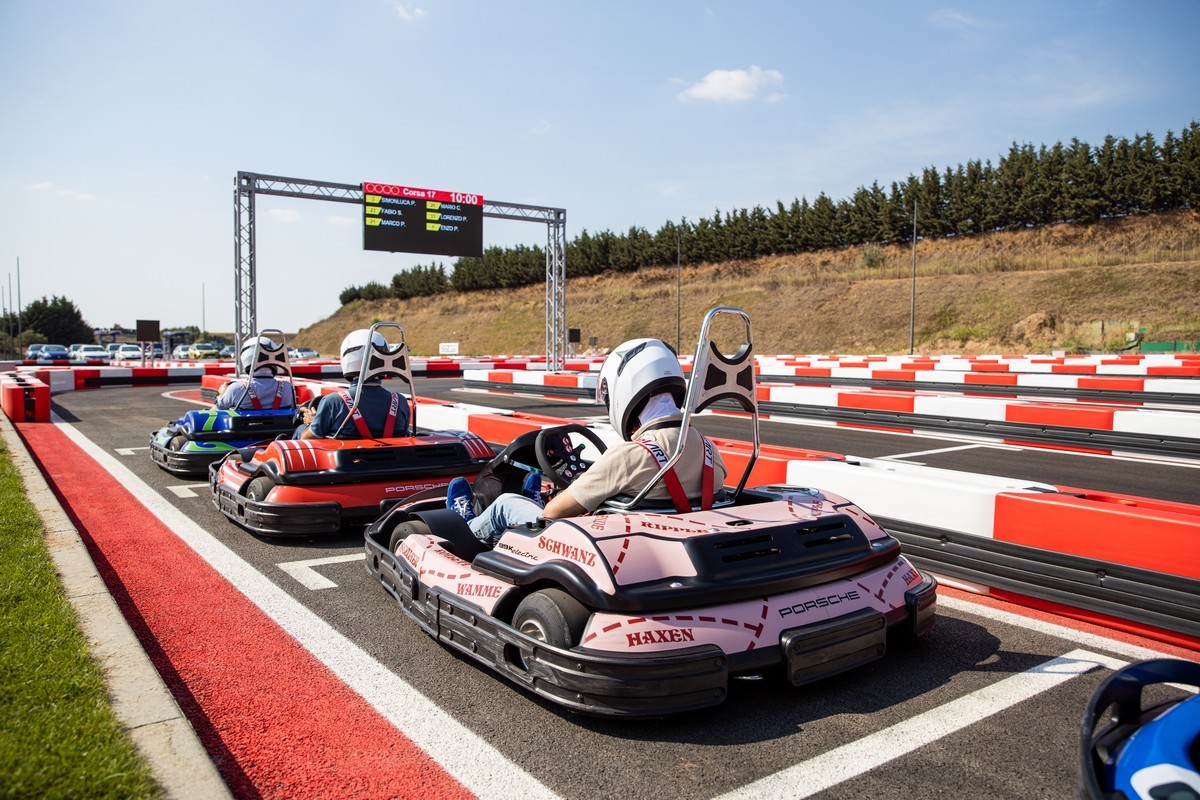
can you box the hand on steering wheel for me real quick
[293,398,318,427]
[535,424,608,489]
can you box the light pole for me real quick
[909,202,917,355]
[676,228,682,352]
[15,257,21,351]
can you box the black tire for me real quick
[246,476,276,502]
[387,519,431,554]
[512,588,590,649]
[168,434,189,451]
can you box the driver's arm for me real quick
[298,398,325,439]
[541,487,586,519]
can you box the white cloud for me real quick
[528,119,552,136]
[394,3,428,22]
[29,181,95,200]
[655,181,681,198]
[327,215,357,227]
[677,65,785,103]
[928,8,993,30]
[267,209,301,223]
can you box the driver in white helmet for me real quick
[213,336,296,411]
[295,329,410,439]
[447,338,727,545]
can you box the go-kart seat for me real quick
[249,337,291,377]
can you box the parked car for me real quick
[292,347,319,359]
[219,344,236,358]
[172,345,191,359]
[188,342,220,359]
[106,343,122,357]
[24,344,46,360]
[75,344,111,361]
[38,344,70,362]
[115,343,144,360]
[68,343,90,358]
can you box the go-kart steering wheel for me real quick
[535,424,608,489]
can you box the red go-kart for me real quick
[210,322,494,537]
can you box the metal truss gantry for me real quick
[234,171,569,370]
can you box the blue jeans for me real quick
[469,492,542,545]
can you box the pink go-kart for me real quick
[363,308,937,717]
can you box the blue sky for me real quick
[1,1,1197,335]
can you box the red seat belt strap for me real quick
[336,389,374,438]
[635,437,693,514]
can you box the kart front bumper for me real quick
[210,463,349,537]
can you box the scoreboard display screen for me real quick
[362,182,484,258]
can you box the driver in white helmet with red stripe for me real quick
[447,338,726,545]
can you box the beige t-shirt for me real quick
[568,416,728,511]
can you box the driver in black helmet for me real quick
[447,338,726,545]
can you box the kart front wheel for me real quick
[246,476,276,503]
[168,434,189,451]
[388,519,431,554]
[512,588,589,650]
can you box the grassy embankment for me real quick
[0,435,162,800]
[294,210,1200,357]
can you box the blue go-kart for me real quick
[150,332,303,477]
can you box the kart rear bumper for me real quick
[364,529,937,717]
[149,440,226,476]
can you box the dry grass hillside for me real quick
[293,210,1200,357]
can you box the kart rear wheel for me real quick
[168,434,189,451]
[512,588,589,650]
[246,476,276,503]
[388,519,431,554]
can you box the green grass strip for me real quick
[0,435,162,800]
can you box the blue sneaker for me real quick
[446,477,475,521]
[521,470,544,508]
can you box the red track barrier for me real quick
[994,489,1200,580]
[0,374,50,422]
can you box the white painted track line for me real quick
[277,553,366,590]
[54,414,563,800]
[715,649,1127,800]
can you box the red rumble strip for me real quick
[16,421,470,800]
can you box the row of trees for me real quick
[0,295,208,358]
[0,296,96,355]
[339,122,1200,304]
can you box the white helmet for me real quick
[240,336,285,374]
[595,338,685,439]
[339,329,388,380]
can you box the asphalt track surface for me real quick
[33,379,1200,800]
